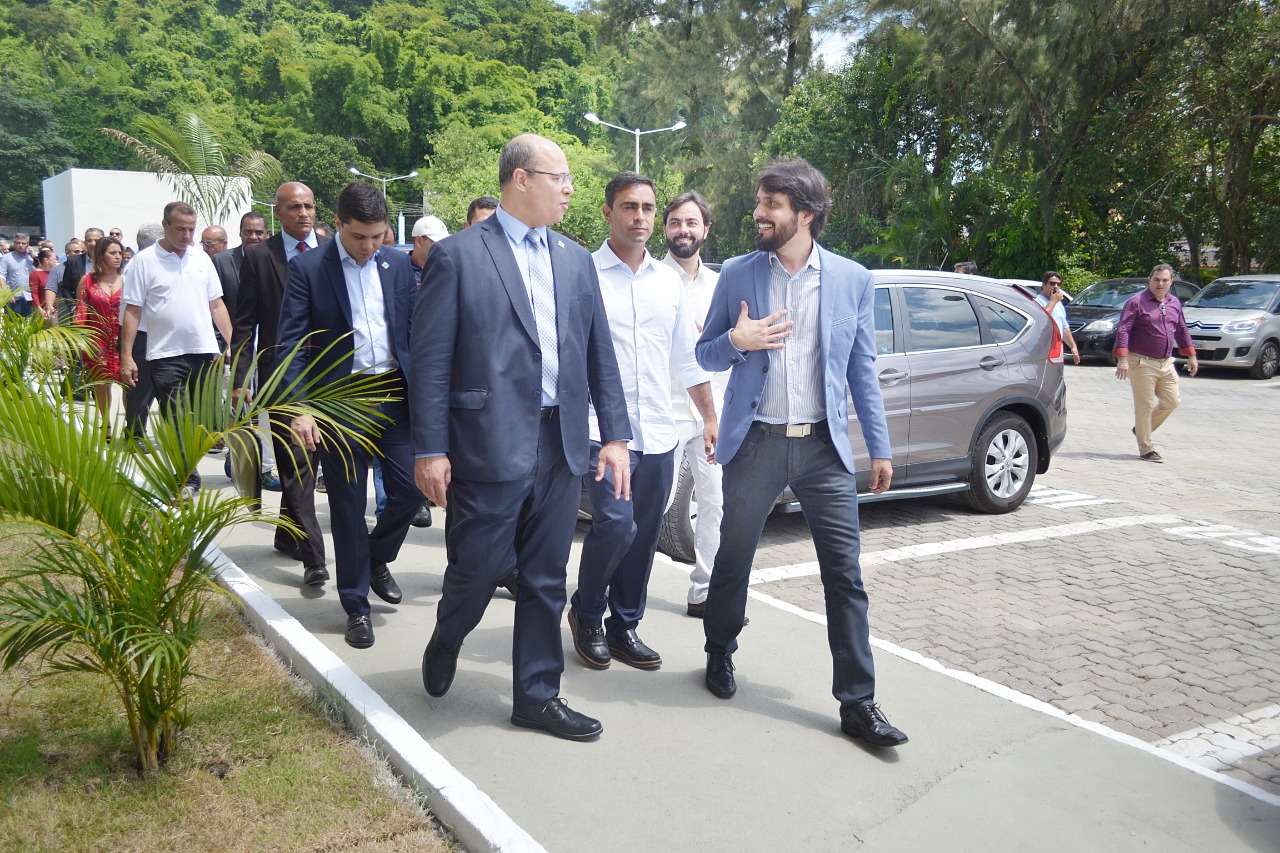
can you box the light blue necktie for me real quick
[526,231,559,400]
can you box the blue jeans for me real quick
[704,422,877,713]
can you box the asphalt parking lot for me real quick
[751,359,1280,794]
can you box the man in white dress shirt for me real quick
[569,172,717,671]
[659,190,731,618]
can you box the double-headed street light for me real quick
[251,198,276,232]
[348,166,419,198]
[583,112,687,173]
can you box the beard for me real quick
[754,215,799,252]
[666,234,704,259]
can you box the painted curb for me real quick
[206,547,547,853]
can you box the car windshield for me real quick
[1074,281,1145,308]
[1186,280,1280,310]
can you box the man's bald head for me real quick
[497,134,573,228]
[276,182,317,241]
[200,225,228,257]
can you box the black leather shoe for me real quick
[686,600,748,625]
[841,701,908,747]
[567,608,610,669]
[495,571,519,597]
[303,563,329,586]
[345,615,374,649]
[705,652,736,698]
[410,504,432,528]
[422,628,459,697]
[370,563,402,605]
[274,541,303,561]
[606,629,661,670]
[511,697,602,741]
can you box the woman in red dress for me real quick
[29,248,57,322]
[75,237,124,439]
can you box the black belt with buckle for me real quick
[758,421,824,438]
[540,406,559,421]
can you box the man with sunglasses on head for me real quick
[1113,263,1197,463]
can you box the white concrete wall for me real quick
[42,168,252,251]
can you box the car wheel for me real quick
[1248,339,1278,380]
[657,455,696,563]
[962,413,1039,514]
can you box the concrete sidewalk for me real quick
[205,461,1280,852]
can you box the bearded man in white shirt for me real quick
[569,172,718,671]
[659,190,732,619]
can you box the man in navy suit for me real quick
[411,133,632,741]
[695,158,908,747]
[277,181,425,649]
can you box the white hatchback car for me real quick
[1178,275,1280,380]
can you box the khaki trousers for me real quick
[1130,354,1180,454]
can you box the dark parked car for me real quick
[1066,277,1201,365]
[627,271,1069,562]
[1175,275,1280,380]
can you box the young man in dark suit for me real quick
[411,134,632,740]
[231,184,329,587]
[278,181,424,650]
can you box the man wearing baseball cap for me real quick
[409,215,449,285]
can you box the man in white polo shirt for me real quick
[121,201,233,493]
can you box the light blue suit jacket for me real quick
[695,245,891,474]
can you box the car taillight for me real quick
[1046,312,1064,364]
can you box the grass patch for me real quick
[0,602,457,853]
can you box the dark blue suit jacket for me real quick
[410,213,630,481]
[277,239,417,395]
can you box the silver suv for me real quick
[657,271,1069,562]
[1177,275,1280,380]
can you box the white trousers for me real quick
[666,419,724,604]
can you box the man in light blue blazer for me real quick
[695,158,908,747]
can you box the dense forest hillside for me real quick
[2,0,1278,277]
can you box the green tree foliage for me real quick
[0,303,396,774]
[102,113,282,226]
[0,85,76,225]
[596,0,857,256]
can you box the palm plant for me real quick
[101,112,282,226]
[0,302,392,774]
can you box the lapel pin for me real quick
[557,240,564,248]
[380,261,390,269]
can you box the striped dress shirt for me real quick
[757,247,826,424]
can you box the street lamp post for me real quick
[347,166,419,199]
[583,113,687,173]
[250,198,276,233]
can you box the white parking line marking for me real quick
[747,514,1182,585]
[1025,486,1118,509]
[1154,705,1280,772]
[1164,522,1280,555]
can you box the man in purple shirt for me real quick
[1113,264,1198,463]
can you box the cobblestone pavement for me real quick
[747,361,1280,794]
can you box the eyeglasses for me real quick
[1159,302,1167,315]
[1047,280,1062,287]
[199,240,227,248]
[523,168,574,188]
[108,231,123,238]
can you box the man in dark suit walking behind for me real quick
[231,184,329,588]
[278,181,423,649]
[412,134,632,741]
